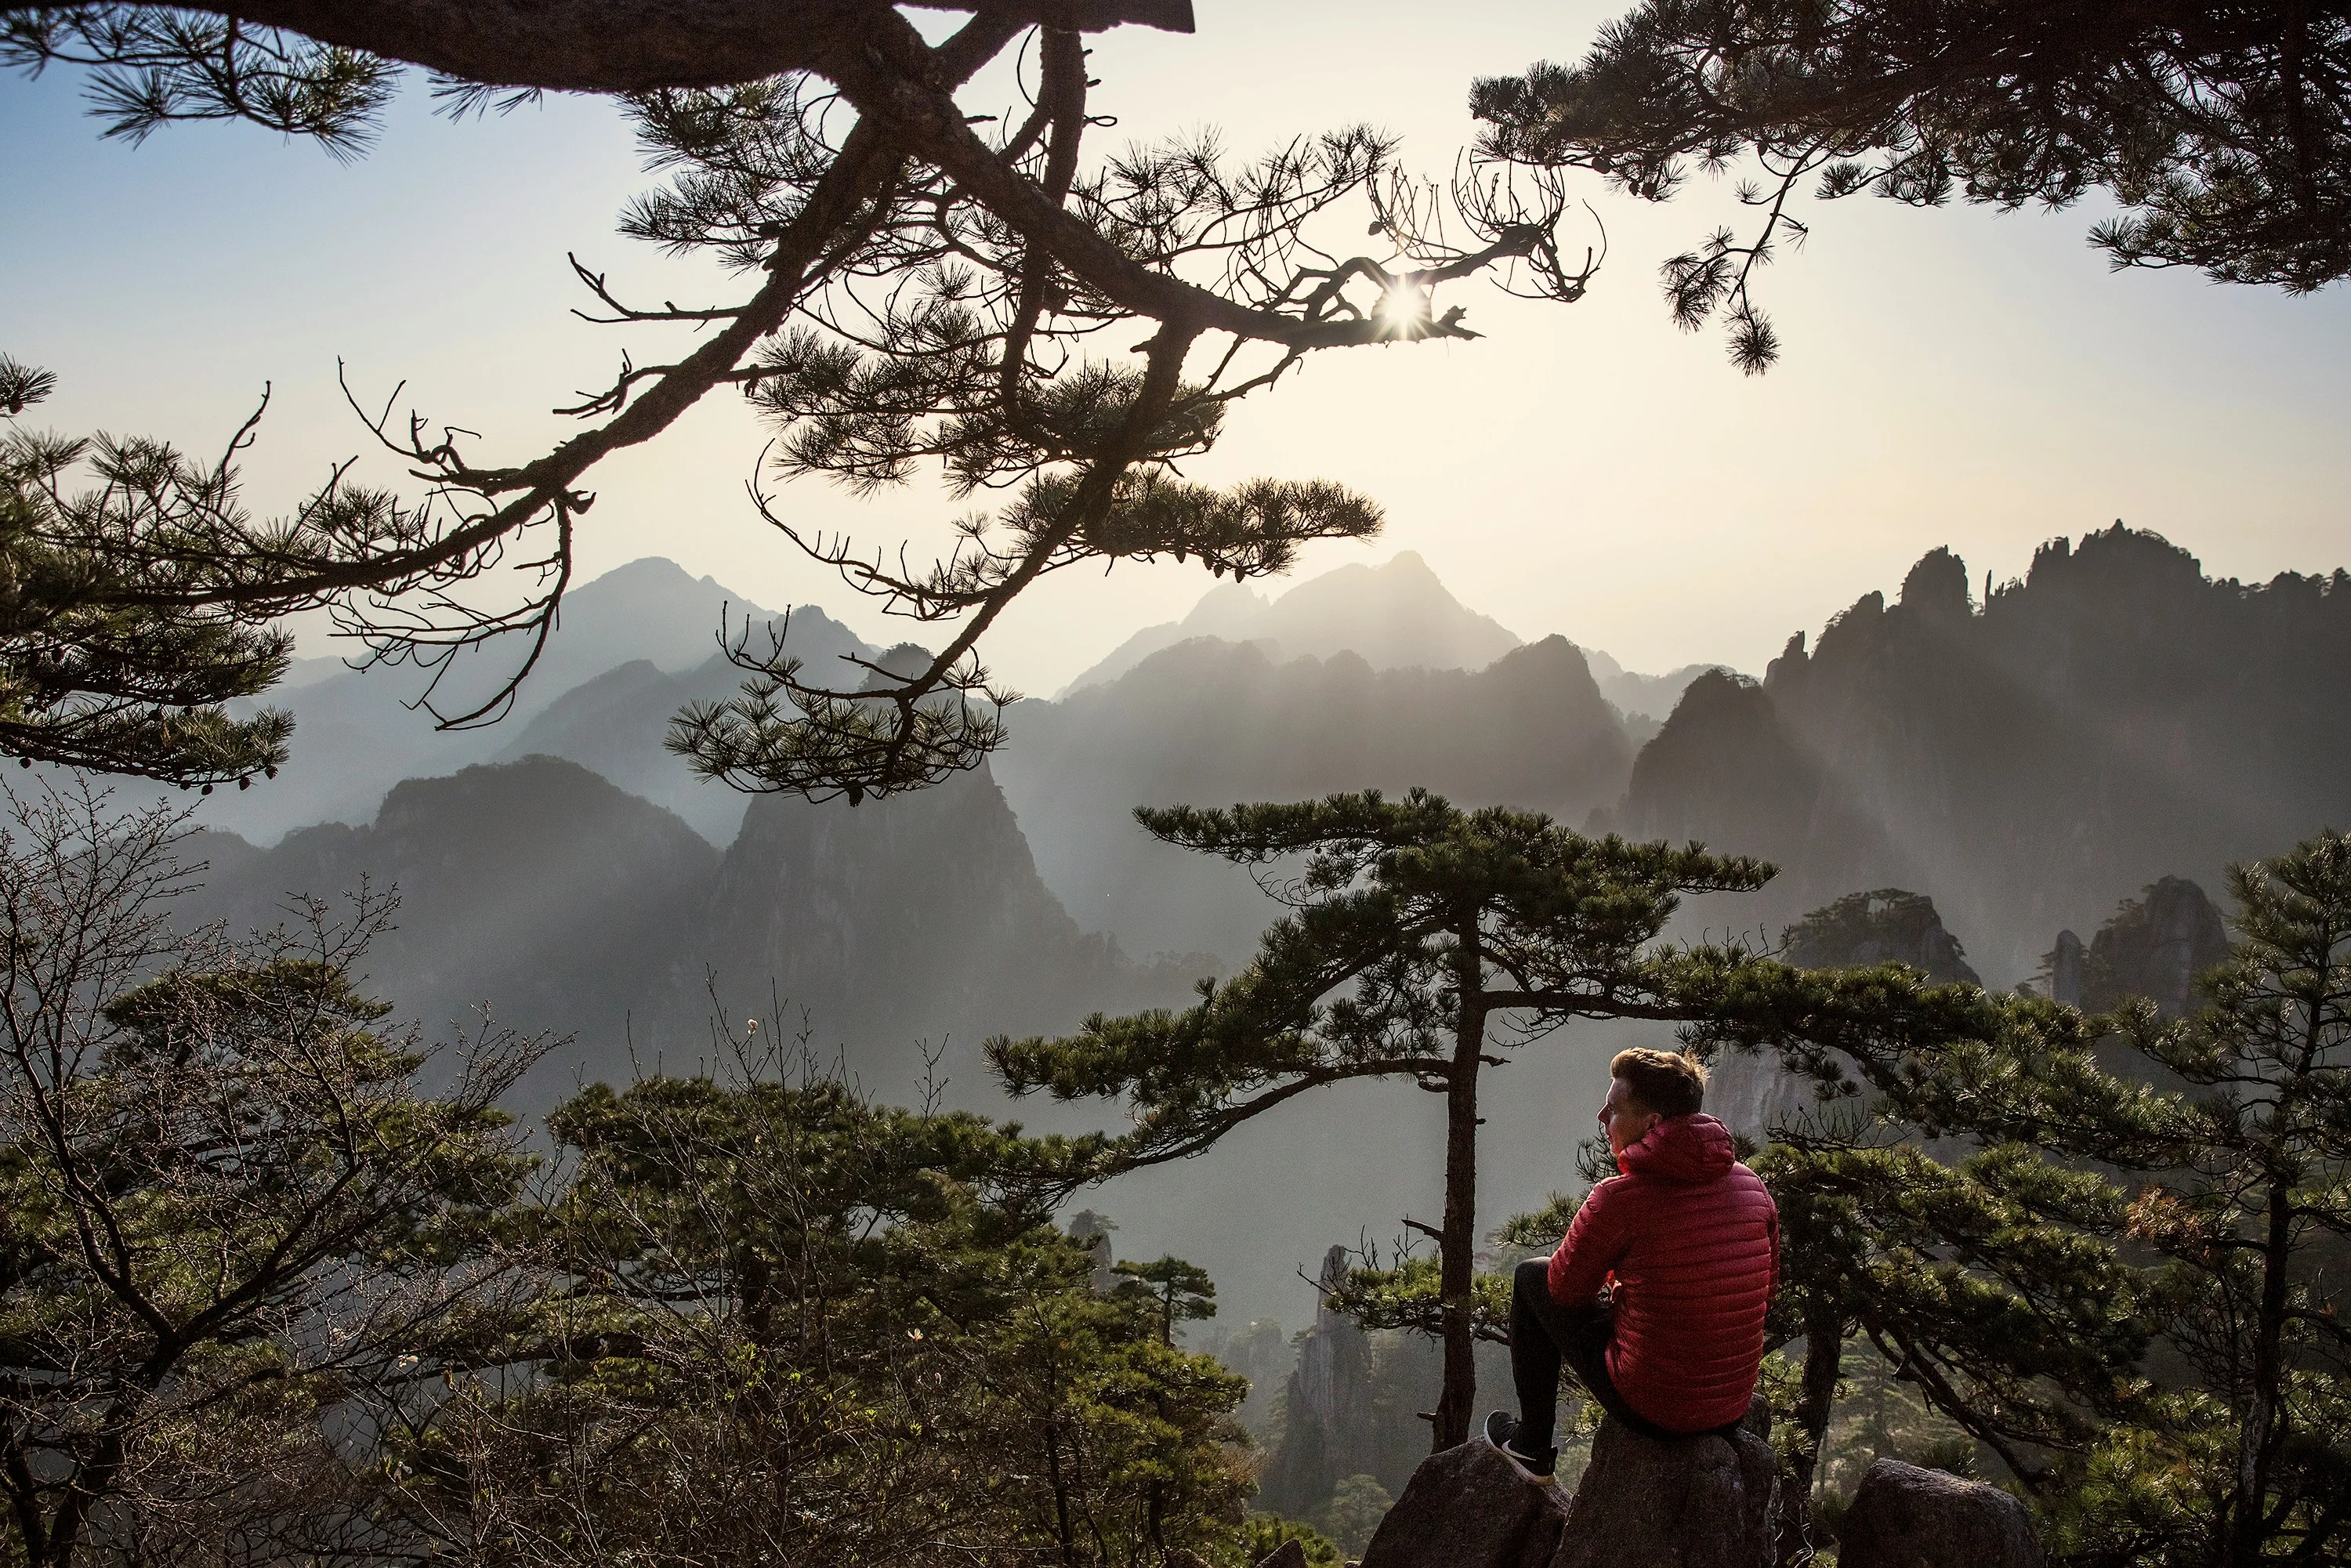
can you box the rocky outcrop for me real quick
[2077,876,2228,1019]
[1604,527,2351,984]
[1835,1459,2042,1568]
[1358,1439,1567,1568]
[1259,1248,1378,1517]
[1550,1397,1776,1568]
[1258,1248,1447,1517]
[2045,929,2088,1007]
[1781,890,1981,985]
[1359,1399,1775,1568]
[1709,890,1978,1140]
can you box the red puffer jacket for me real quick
[1547,1113,1778,1433]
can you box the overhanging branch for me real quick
[95,0,1193,96]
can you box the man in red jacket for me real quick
[1485,1048,1779,1483]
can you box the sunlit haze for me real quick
[6,2,2348,691]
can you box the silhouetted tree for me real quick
[1115,1255,1218,1348]
[0,357,328,784]
[5,6,1596,801]
[1476,0,2351,369]
[989,788,1773,1448]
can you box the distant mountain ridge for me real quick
[198,558,819,843]
[158,531,2351,1334]
[1605,527,2351,983]
[187,755,1201,1108]
[997,634,1637,962]
[488,603,876,845]
[1060,552,1524,694]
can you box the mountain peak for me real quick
[1060,552,1520,695]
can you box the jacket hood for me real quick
[1616,1114,1737,1182]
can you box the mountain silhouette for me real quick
[183,756,722,1103]
[196,559,796,843]
[1603,526,2351,982]
[184,754,1201,1110]
[697,764,1208,1100]
[998,634,1636,962]
[1061,551,1524,694]
[489,603,878,845]
[1579,646,1730,726]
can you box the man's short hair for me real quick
[1610,1048,1706,1119]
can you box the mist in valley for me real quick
[166,529,2351,1338]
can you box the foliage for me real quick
[398,1041,1254,1566]
[8,10,1596,802]
[991,787,1776,1448]
[1475,0,2351,369]
[1236,1512,1343,1568]
[0,780,538,1568]
[1317,1473,1393,1557]
[1688,831,2351,1567]
[0,358,314,784]
[1115,1255,1219,1345]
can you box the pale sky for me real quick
[6,2,2349,698]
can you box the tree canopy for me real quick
[0,360,326,786]
[4,3,1595,798]
[1474,0,2351,369]
[0,782,539,1566]
[1682,832,2351,1567]
[989,788,1776,1448]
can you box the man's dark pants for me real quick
[1510,1257,1681,1447]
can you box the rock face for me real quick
[1709,889,1978,1140]
[1258,1247,1445,1516]
[1550,1398,1777,1568]
[1358,1439,1567,1568]
[1360,1400,1775,1568]
[1603,527,2351,984]
[2045,929,2088,1006]
[2077,875,2229,1019]
[1836,1459,2043,1568]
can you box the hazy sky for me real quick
[7,2,2349,699]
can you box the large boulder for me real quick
[1358,1438,1568,1568]
[1836,1459,2043,1568]
[1359,1399,1777,1568]
[1549,1396,1777,1568]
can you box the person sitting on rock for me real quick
[1484,1047,1779,1483]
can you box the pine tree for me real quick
[989,788,1773,1449]
[0,782,537,1566]
[1694,831,2351,1566]
[0,357,307,784]
[416,1046,1254,1566]
[1116,1256,1219,1348]
[6,10,1596,802]
[1474,0,2351,370]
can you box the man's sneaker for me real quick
[1482,1410,1557,1483]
